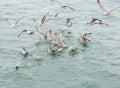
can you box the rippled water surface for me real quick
[0,0,120,88]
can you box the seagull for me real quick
[36,28,48,38]
[57,47,64,52]
[69,46,78,52]
[5,16,24,28]
[18,29,34,38]
[41,12,49,25]
[32,54,40,60]
[22,47,28,55]
[48,44,57,54]
[49,30,58,41]
[15,61,21,70]
[49,30,54,41]
[87,18,109,26]
[49,30,63,44]
[58,40,68,48]
[33,12,49,26]
[46,12,60,22]
[97,0,120,16]
[35,37,41,44]
[51,0,75,11]
[79,32,92,43]
[63,18,73,27]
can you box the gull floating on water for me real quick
[97,0,120,16]
[58,40,68,48]
[57,47,64,52]
[48,44,57,54]
[69,46,78,52]
[15,61,21,70]
[22,47,28,55]
[51,0,75,11]
[32,54,41,60]
[5,16,24,28]
[64,18,73,27]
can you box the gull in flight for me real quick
[5,16,24,28]
[51,0,75,11]
[87,18,109,26]
[97,0,120,16]
[79,32,92,43]
[18,29,34,38]
[36,28,49,38]
[46,12,60,22]
[49,30,63,44]
[49,30,59,42]
[33,12,49,26]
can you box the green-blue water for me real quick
[0,0,120,88]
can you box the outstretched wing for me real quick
[92,18,102,22]
[15,16,25,25]
[108,6,120,14]
[83,33,92,37]
[79,32,83,38]
[46,18,54,22]
[46,12,60,22]
[35,27,44,35]
[97,0,108,15]
[5,18,13,26]
[18,30,27,38]
[54,12,60,19]
[51,0,63,5]
[64,5,75,11]
[41,12,49,24]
